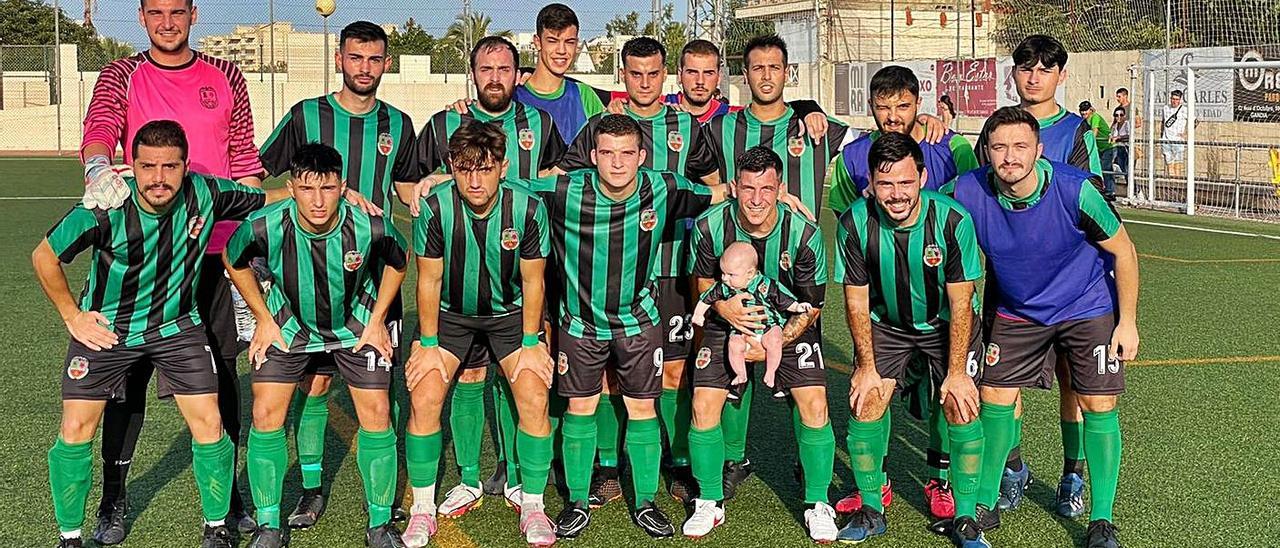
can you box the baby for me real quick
[692,241,812,395]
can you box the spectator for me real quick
[1079,101,1113,198]
[1115,87,1139,129]
[1161,90,1188,177]
[1104,106,1130,200]
[938,95,957,129]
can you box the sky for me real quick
[66,0,685,49]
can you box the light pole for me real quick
[316,0,336,94]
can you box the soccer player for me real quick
[78,0,265,540]
[402,122,557,548]
[950,107,1139,548]
[225,143,408,548]
[684,146,831,541]
[35,120,285,548]
[256,21,420,528]
[523,115,734,539]
[833,133,987,547]
[515,3,612,144]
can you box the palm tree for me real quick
[98,37,134,62]
[444,12,513,62]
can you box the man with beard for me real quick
[257,20,422,529]
[78,0,265,541]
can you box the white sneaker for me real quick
[437,483,484,518]
[520,508,557,547]
[402,512,438,548]
[682,499,725,538]
[504,483,524,512]
[804,501,838,543]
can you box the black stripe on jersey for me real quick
[890,229,913,328]
[345,114,367,207]
[276,215,308,349]
[339,220,365,336]
[372,107,393,206]
[498,191,517,308]
[444,194,467,313]
[308,237,335,340]
[731,116,750,172]
[114,205,146,338]
[470,210,495,316]
[143,189,193,330]
[921,206,942,320]
[318,100,336,157]
[635,180,658,327]
[85,209,112,313]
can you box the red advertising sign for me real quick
[937,58,998,117]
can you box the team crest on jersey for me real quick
[923,244,943,267]
[187,216,206,239]
[787,135,806,157]
[779,250,793,271]
[759,279,770,294]
[501,227,520,251]
[667,131,684,152]
[985,343,1000,366]
[518,129,536,151]
[199,86,218,109]
[67,356,89,380]
[377,132,393,156]
[639,208,658,232]
[557,352,569,375]
[695,347,712,369]
[343,250,364,272]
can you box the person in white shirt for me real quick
[1161,90,1188,177]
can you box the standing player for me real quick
[225,143,409,548]
[35,121,284,548]
[78,0,264,540]
[834,133,987,547]
[515,3,612,144]
[951,107,1138,548]
[256,21,420,528]
[683,146,832,541]
[402,123,557,548]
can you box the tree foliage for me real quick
[0,0,120,70]
[601,3,688,72]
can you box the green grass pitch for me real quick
[2,157,1279,546]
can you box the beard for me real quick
[343,72,381,96]
[477,84,513,113]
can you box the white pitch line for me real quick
[1126,219,1280,241]
[0,196,79,200]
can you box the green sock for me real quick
[928,398,951,482]
[797,419,836,505]
[1062,419,1086,464]
[595,395,624,468]
[688,425,725,501]
[191,434,235,523]
[561,413,597,503]
[247,428,288,528]
[449,380,486,488]
[846,416,887,512]
[659,388,692,466]
[357,428,397,527]
[880,407,892,483]
[517,428,553,497]
[722,380,753,463]
[625,418,662,505]
[490,379,505,463]
[405,431,441,489]
[297,393,329,490]
[495,377,522,482]
[976,403,1017,509]
[1083,410,1122,522]
[48,437,93,533]
[948,420,985,519]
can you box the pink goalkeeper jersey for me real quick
[82,51,264,254]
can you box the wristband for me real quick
[420,335,439,347]
[521,333,540,348]
[86,154,111,168]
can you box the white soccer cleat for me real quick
[401,512,437,548]
[804,501,839,543]
[682,499,726,538]
[520,508,557,547]
[504,483,524,512]
[437,483,484,518]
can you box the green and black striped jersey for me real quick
[833,191,983,333]
[413,181,550,317]
[45,174,266,346]
[690,201,828,307]
[558,105,718,278]
[523,169,714,340]
[703,105,849,212]
[260,94,421,212]
[224,201,408,352]
[417,101,566,180]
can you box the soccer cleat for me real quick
[231,504,258,535]
[365,523,408,548]
[996,465,1032,511]
[924,479,956,519]
[438,484,484,518]
[834,480,894,514]
[950,516,991,548]
[587,466,623,508]
[666,465,697,504]
[505,483,525,513]
[200,524,234,548]
[727,382,745,401]
[401,512,438,548]
[804,502,839,543]
[393,505,408,523]
[835,505,887,544]
[287,488,328,529]
[1085,520,1122,548]
[682,499,726,539]
[484,463,509,496]
[554,500,591,538]
[722,458,755,501]
[56,537,83,548]
[520,508,557,547]
[630,501,675,538]
[247,527,289,548]
[1055,473,1086,518]
[93,497,128,545]
[974,504,1001,532]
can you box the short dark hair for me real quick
[869,65,920,101]
[1116,87,1129,96]
[680,39,722,67]
[289,142,344,181]
[139,0,193,8]
[1170,89,1183,98]
[448,121,507,172]
[340,21,388,51]
[743,34,788,67]
[1078,100,1093,112]
[981,106,1040,142]
[621,36,666,65]
[536,3,579,35]
[470,35,519,71]
[592,114,643,144]
[131,120,188,160]
[868,132,925,176]
[735,145,783,179]
[1012,34,1068,71]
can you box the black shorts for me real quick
[308,310,406,378]
[871,318,984,389]
[556,323,663,399]
[253,345,392,390]
[440,310,525,366]
[196,255,246,362]
[692,323,826,392]
[982,314,1124,395]
[655,277,694,362]
[62,329,219,401]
